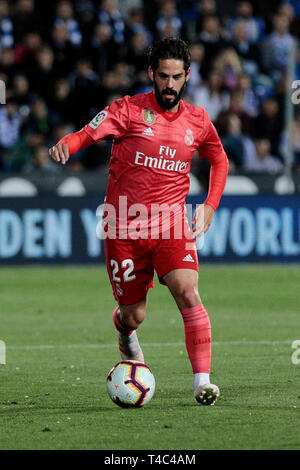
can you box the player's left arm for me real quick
[192,111,229,238]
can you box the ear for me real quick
[185,67,191,82]
[148,66,154,82]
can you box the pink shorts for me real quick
[104,220,198,305]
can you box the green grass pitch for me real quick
[0,265,299,450]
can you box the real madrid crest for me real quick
[143,109,156,126]
[184,129,194,146]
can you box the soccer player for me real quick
[49,38,229,405]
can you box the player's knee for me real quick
[174,285,201,308]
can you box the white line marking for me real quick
[6,340,293,351]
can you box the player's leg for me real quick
[113,299,146,362]
[105,237,154,363]
[163,268,219,405]
[154,210,220,405]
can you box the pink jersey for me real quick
[84,91,226,231]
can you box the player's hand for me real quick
[192,203,215,238]
[49,143,70,165]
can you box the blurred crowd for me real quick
[0,0,300,179]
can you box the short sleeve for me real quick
[84,96,130,142]
[197,109,225,163]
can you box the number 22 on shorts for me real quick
[110,259,136,282]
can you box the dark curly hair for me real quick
[147,37,191,75]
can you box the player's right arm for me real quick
[49,129,93,165]
[49,96,130,165]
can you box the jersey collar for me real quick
[149,91,185,122]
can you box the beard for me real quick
[154,80,186,111]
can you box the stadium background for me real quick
[0,0,299,262]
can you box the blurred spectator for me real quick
[244,138,283,173]
[131,63,152,95]
[228,89,252,134]
[252,97,284,155]
[98,67,129,107]
[216,112,245,169]
[157,20,178,39]
[213,48,243,90]
[51,23,78,76]
[177,0,201,22]
[226,1,266,44]
[236,73,259,117]
[24,144,60,174]
[229,19,261,76]
[26,96,56,140]
[111,61,132,91]
[0,0,14,49]
[98,0,126,45]
[12,0,43,42]
[12,74,31,107]
[284,0,300,17]
[186,42,204,96]
[195,0,218,34]
[119,0,142,19]
[0,48,19,87]
[14,31,42,74]
[278,2,295,22]
[51,78,76,124]
[69,57,100,126]
[156,0,182,39]
[126,7,152,47]
[0,97,22,170]
[73,0,96,28]
[191,68,230,121]
[29,46,58,106]
[126,31,149,73]
[260,13,294,79]
[90,22,119,76]
[54,0,82,47]
[11,131,44,171]
[278,3,300,38]
[197,15,230,77]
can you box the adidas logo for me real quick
[182,254,195,262]
[142,127,155,136]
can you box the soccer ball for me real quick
[106,360,155,408]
